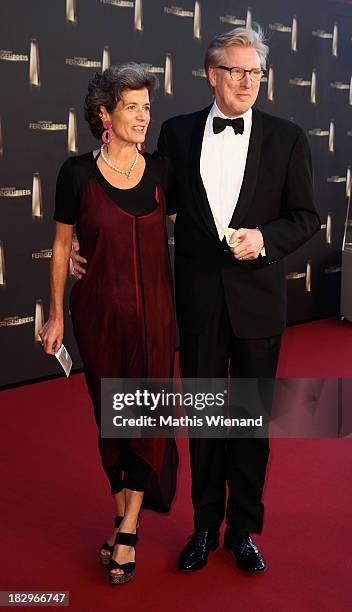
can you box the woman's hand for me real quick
[40,317,64,355]
[71,235,87,279]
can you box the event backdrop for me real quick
[0,0,351,387]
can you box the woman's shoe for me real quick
[108,531,138,584]
[99,515,123,565]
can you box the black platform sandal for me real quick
[108,531,138,584]
[99,516,123,565]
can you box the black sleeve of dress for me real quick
[151,151,177,216]
[53,158,81,225]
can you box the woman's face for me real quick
[102,87,151,145]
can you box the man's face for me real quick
[208,45,262,117]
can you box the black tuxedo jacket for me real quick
[157,106,321,338]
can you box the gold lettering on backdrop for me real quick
[32,249,52,259]
[141,64,164,74]
[0,316,34,327]
[29,121,67,130]
[0,50,28,61]
[65,57,101,68]
[0,188,31,197]
[219,16,245,26]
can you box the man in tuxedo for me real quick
[157,26,320,573]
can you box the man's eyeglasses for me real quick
[217,66,265,82]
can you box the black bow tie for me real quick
[213,116,244,135]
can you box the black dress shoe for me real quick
[224,528,266,573]
[178,530,219,572]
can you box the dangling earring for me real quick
[102,119,113,144]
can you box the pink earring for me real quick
[102,119,113,144]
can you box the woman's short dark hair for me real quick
[84,62,159,139]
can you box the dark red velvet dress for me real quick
[54,153,178,512]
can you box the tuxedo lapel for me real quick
[189,106,219,239]
[229,107,263,229]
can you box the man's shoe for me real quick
[178,530,219,572]
[224,528,266,573]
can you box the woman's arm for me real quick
[40,222,73,355]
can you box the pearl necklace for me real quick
[100,144,139,180]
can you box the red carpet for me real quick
[0,318,351,611]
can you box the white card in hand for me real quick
[55,343,72,377]
[224,227,239,247]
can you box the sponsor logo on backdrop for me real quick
[66,0,77,23]
[99,0,133,7]
[0,117,3,157]
[193,1,201,39]
[289,70,317,103]
[34,300,44,342]
[312,24,338,56]
[309,121,335,152]
[29,38,40,87]
[0,50,28,62]
[135,0,143,31]
[164,6,193,17]
[321,214,332,244]
[0,241,5,287]
[66,57,101,68]
[286,260,312,292]
[327,176,346,183]
[32,174,43,219]
[0,188,31,197]
[32,249,52,259]
[192,68,206,78]
[267,65,274,102]
[347,167,351,197]
[165,54,173,95]
[219,8,252,27]
[68,109,78,154]
[269,15,298,51]
[29,121,67,131]
[0,316,34,328]
[102,46,110,71]
[141,63,164,74]
[331,77,352,105]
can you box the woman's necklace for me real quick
[100,144,139,180]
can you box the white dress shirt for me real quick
[200,101,252,241]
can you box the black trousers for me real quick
[179,285,282,534]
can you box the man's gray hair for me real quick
[204,25,269,76]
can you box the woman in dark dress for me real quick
[40,64,178,584]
